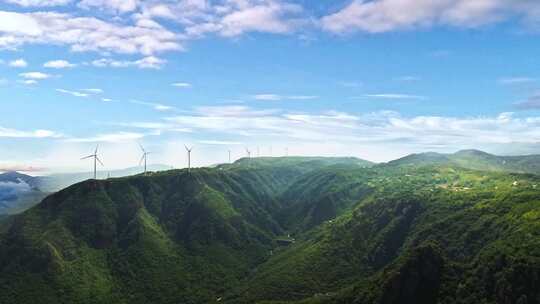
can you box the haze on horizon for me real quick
[2,0,540,173]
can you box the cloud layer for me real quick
[321,0,540,34]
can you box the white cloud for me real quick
[20,79,37,85]
[140,0,306,38]
[101,98,113,102]
[321,0,540,34]
[134,56,166,69]
[43,59,76,68]
[0,11,181,55]
[78,0,139,14]
[56,89,89,97]
[81,88,103,94]
[65,131,146,143]
[8,58,27,68]
[130,100,175,111]
[160,106,540,159]
[254,94,282,101]
[91,56,166,69]
[288,95,319,100]
[499,77,537,85]
[19,71,51,79]
[0,126,62,138]
[4,0,71,7]
[172,82,192,88]
[218,1,304,37]
[0,2,307,58]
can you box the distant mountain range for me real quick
[36,164,172,192]
[386,149,540,174]
[0,171,47,215]
[0,154,539,303]
[0,164,171,215]
[4,149,540,216]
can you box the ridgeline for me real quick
[0,154,539,304]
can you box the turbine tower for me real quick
[228,149,232,164]
[245,148,252,166]
[81,145,103,179]
[139,143,150,174]
[185,145,193,173]
[285,147,289,157]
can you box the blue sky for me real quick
[2,0,540,172]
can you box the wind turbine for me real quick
[228,149,232,164]
[185,145,193,173]
[81,145,103,179]
[245,148,252,166]
[285,147,289,157]
[139,143,150,174]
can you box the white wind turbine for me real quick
[245,148,252,166]
[228,149,232,164]
[185,145,193,173]
[139,143,151,174]
[81,145,104,179]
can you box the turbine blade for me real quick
[94,144,99,155]
[81,155,94,160]
[139,143,145,153]
[96,157,104,166]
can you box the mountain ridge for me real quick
[1,154,540,304]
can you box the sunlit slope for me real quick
[0,167,292,304]
[0,157,371,304]
[231,166,540,304]
[1,157,539,304]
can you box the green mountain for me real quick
[230,165,540,304]
[1,155,539,304]
[387,149,540,174]
[0,157,370,304]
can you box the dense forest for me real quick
[0,153,539,304]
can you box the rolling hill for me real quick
[386,149,540,174]
[0,155,539,304]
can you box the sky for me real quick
[3,0,540,173]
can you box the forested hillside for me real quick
[0,156,539,304]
